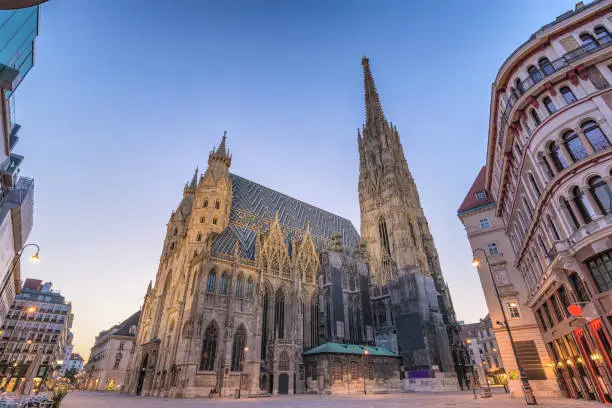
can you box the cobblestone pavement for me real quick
[62,391,602,407]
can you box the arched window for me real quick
[235,275,243,297]
[546,214,560,241]
[219,273,229,295]
[582,120,611,152]
[595,26,611,43]
[376,302,387,327]
[212,217,218,225]
[560,87,577,104]
[350,361,359,380]
[274,288,285,339]
[515,78,524,94]
[278,350,290,371]
[203,200,208,208]
[332,361,343,382]
[572,186,592,224]
[569,273,590,302]
[530,108,541,126]
[580,33,597,50]
[563,130,587,162]
[589,176,611,214]
[543,97,557,115]
[199,321,218,371]
[549,142,568,171]
[378,217,390,254]
[310,293,319,348]
[206,271,216,293]
[173,228,178,236]
[215,200,220,209]
[261,286,270,359]
[538,57,554,75]
[230,325,247,371]
[200,217,205,223]
[169,242,175,251]
[527,66,541,83]
[196,232,202,242]
[245,277,253,299]
[529,173,541,197]
[563,197,580,229]
[522,197,533,218]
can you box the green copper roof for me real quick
[302,342,398,357]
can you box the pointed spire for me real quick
[190,167,198,189]
[362,56,386,126]
[208,130,232,169]
[216,131,229,157]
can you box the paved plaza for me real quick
[61,391,602,408]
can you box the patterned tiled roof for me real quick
[211,174,360,260]
[303,342,398,357]
[457,166,495,215]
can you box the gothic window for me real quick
[543,97,556,115]
[215,200,220,209]
[199,321,218,371]
[206,271,216,293]
[169,243,175,251]
[189,272,198,295]
[589,176,611,214]
[530,108,541,126]
[310,362,318,380]
[245,277,253,299]
[563,130,587,162]
[376,302,387,327]
[261,287,270,359]
[219,273,229,295]
[539,57,554,75]
[347,302,355,342]
[349,276,356,291]
[560,87,576,105]
[230,325,247,371]
[332,361,343,382]
[196,232,202,242]
[310,293,319,348]
[582,120,611,152]
[213,217,218,225]
[274,288,285,339]
[278,350,290,371]
[356,306,362,342]
[203,200,208,208]
[573,186,592,223]
[235,275,243,298]
[378,217,391,254]
[173,228,178,236]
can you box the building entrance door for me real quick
[278,373,289,394]
[136,354,148,396]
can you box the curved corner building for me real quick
[461,0,612,404]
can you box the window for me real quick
[274,288,285,339]
[549,295,564,323]
[336,321,345,338]
[573,186,592,223]
[560,87,576,104]
[493,357,499,368]
[245,277,253,299]
[523,197,533,218]
[529,173,541,197]
[515,78,524,94]
[212,217,218,225]
[203,200,208,208]
[494,269,511,285]
[479,218,491,230]
[200,217,205,223]
[206,271,216,293]
[582,120,610,152]
[580,33,597,50]
[219,273,229,295]
[557,285,571,317]
[119,342,124,350]
[589,176,611,215]
[332,361,343,382]
[542,302,555,327]
[196,232,202,242]
[199,321,218,371]
[367,362,375,380]
[278,350,290,371]
[506,301,520,318]
[378,217,390,254]
[309,362,318,380]
[475,191,487,201]
[350,361,359,379]
[538,57,554,75]
[549,142,568,171]
[487,242,499,256]
[230,325,247,371]
[586,250,612,292]
[563,130,588,162]
[235,276,243,298]
[530,109,541,126]
[569,273,590,302]
[376,302,387,327]
[595,26,611,43]
[527,66,541,83]
[543,97,556,115]
[114,353,122,369]
[215,200,220,209]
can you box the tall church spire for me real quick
[362,56,386,126]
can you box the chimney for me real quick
[41,282,52,292]
[575,2,585,11]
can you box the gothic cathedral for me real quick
[124,58,463,398]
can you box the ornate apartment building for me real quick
[124,58,462,398]
[461,0,612,404]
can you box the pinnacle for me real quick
[216,131,229,157]
[362,56,386,126]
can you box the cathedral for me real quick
[124,58,465,397]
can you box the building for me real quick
[59,353,83,376]
[459,315,505,387]
[83,311,139,392]
[0,278,73,393]
[0,3,42,327]
[124,57,461,398]
[460,0,612,403]
[358,57,464,388]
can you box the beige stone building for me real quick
[460,0,612,404]
[459,315,506,387]
[84,311,139,391]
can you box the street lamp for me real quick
[237,346,248,398]
[482,361,492,397]
[362,349,369,395]
[0,243,40,300]
[472,248,537,405]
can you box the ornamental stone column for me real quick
[582,186,603,218]
[575,129,595,155]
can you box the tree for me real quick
[63,368,78,385]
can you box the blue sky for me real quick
[15,0,585,357]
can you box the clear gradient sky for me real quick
[14,0,585,359]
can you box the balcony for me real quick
[8,123,19,151]
[497,34,612,147]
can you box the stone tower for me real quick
[357,57,462,384]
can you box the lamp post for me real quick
[361,349,369,395]
[472,248,537,405]
[237,346,248,398]
[0,243,40,302]
[482,361,492,398]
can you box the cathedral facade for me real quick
[124,58,464,398]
